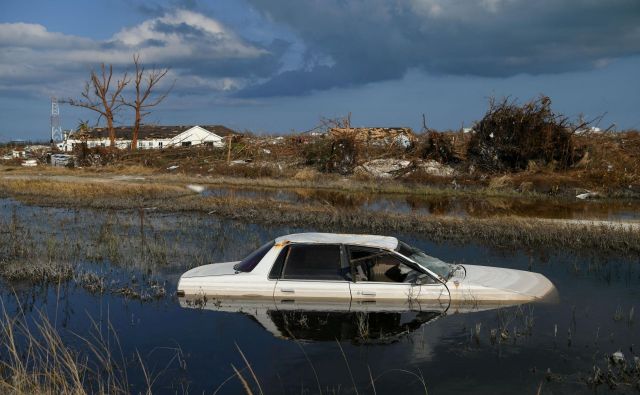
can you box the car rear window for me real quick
[234,241,274,272]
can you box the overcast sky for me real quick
[1,0,639,141]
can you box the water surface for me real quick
[0,198,638,394]
[204,186,640,221]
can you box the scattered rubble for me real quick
[187,184,205,193]
[21,159,38,167]
[416,160,456,177]
[357,159,411,178]
[355,159,455,179]
[576,191,600,200]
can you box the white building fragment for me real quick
[57,125,233,152]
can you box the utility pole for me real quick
[226,135,233,163]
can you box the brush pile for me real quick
[467,96,577,172]
[417,131,459,163]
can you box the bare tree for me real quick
[120,54,172,151]
[66,65,129,147]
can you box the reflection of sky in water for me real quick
[203,187,640,221]
[0,199,639,394]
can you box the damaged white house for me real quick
[58,125,233,152]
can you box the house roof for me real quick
[275,233,399,250]
[75,125,235,140]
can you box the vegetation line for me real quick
[1,177,639,255]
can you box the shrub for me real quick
[417,131,458,163]
[302,137,358,175]
[211,162,276,178]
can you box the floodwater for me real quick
[1,198,639,394]
[204,186,640,221]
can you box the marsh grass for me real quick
[0,302,134,394]
[0,178,188,206]
[0,167,534,200]
[0,297,197,395]
[2,177,639,255]
[0,197,264,300]
[0,205,180,296]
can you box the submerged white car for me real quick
[177,233,556,307]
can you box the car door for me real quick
[348,246,422,310]
[272,243,352,309]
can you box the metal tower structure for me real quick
[50,96,63,143]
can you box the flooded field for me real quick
[204,186,640,221]
[1,198,639,394]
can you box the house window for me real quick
[182,142,192,147]
[158,142,163,148]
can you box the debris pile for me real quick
[467,96,577,172]
[330,127,415,148]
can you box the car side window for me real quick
[268,246,289,279]
[281,244,346,281]
[349,246,426,283]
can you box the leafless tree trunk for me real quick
[66,65,129,147]
[121,54,172,151]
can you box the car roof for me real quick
[274,232,399,250]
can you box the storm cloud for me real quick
[238,0,640,97]
[1,0,639,140]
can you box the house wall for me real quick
[58,126,225,151]
[137,139,171,149]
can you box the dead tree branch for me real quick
[119,54,173,151]
[65,64,129,147]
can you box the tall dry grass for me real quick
[0,179,187,201]
[0,303,138,394]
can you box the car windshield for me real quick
[396,241,453,279]
[234,241,274,272]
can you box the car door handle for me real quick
[360,291,376,296]
[280,288,295,293]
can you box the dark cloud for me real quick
[134,0,199,16]
[238,0,640,97]
[152,21,208,38]
[158,38,288,84]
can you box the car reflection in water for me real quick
[178,296,519,344]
